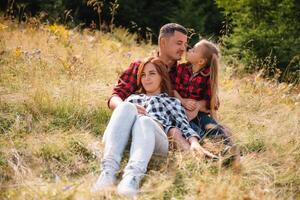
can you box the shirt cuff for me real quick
[107,94,123,109]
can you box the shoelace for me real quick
[129,176,139,188]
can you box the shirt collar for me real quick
[188,63,210,76]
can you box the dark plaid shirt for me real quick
[108,60,177,105]
[172,62,212,109]
[125,93,199,139]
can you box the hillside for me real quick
[0,20,299,199]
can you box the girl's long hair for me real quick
[199,39,220,120]
[137,57,173,96]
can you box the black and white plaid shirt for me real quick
[125,93,199,140]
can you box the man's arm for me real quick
[107,61,140,109]
[108,95,124,110]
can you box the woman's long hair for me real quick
[198,39,220,120]
[137,57,173,96]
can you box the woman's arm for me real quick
[189,136,218,159]
[164,98,199,140]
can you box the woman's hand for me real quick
[190,139,205,157]
[135,105,147,115]
[189,137,218,159]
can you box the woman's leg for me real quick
[92,102,138,192]
[117,116,168,197]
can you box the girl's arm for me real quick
[174,90,209,113]
[174,90,198,112]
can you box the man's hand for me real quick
[136,104,147,115]
[109,96,124,110]
[186,109,198,121]
[182,98,198,111]
[197,100,210,113]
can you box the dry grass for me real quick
[0,19,299,199]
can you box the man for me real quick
[108,23,206,150]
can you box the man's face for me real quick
[163,31,188,61]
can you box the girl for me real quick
[173,39,231,143]
[92,57,214,197]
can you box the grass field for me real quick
[0,20,299,199]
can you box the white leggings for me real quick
[101,102,168,177]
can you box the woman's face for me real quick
[141,63,162,95]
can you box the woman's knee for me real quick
[117,102,137,114]
[138,115,155,127]
[132,116,156,136]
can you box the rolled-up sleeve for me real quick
[107,61,141,107]
[166,99,199,140]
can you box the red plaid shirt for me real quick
[172,62,212,109]
[108,60,177,106]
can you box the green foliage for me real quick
[216,0,300,83]
[243,135,266,153]
[69,138,96,161]
[0,113,13,134]
[39,143,70,163]
[0,0,225,43]
[163,170,188,199]
[168,0,224,45]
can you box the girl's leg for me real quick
[190,114,206,138]
[92,102,138,192]
[117,116,168,197]
[198,112,228,140]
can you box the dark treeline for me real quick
[0,0,299,83]
[0,0,224,44]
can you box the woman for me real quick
[92,57,212,197]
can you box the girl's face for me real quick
[141,63,162,95]
[186,42,207,66]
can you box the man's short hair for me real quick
[158,23,187,41]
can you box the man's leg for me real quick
[167,128,190,151]
[92,102,138,192]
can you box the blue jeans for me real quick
[190,112,229,142]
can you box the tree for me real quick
[216,0,300,83]
[168,0,224,45]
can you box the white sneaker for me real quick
[91,171,117,193]
[117,175,141,197]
